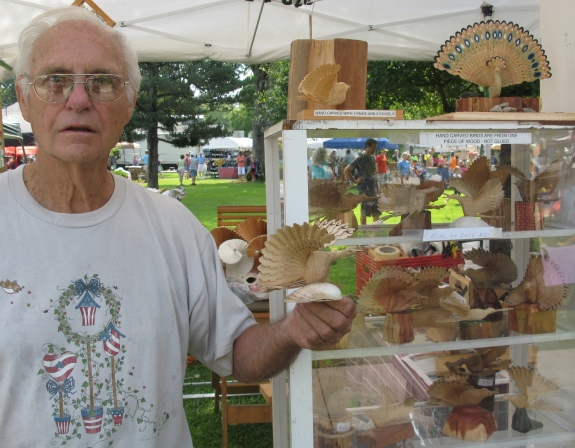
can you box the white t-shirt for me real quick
[0,166,256,447]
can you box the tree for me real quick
[1,77,17,109]
[123,60,247,188]
[229,105,253,136]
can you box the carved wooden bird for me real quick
[503,366,560,411]
[308,179,376,219]
[313,367,354,417]
[497,160,562,203]
[439,293,506,322]
[506,255,568,310]
[366,385,415,428]
[298,64,350,106]
[428,374,496,406]
[434,20,551,98]
[378,181,444,218]
[359,267,424,314]
[412,266,450,308]
[460,247,518,289]
[257,221,358,290]
[445,346,511,374]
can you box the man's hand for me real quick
[232,297,357,382]
[284,296,357,350]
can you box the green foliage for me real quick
[0,77,17,106]
[254,61,290,126]
[229,104,254,135]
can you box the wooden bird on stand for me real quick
[504,366,561,433]
[506,255,568,310]
[447,157,505,221]
[497,160,563,203]
[298,64,350,106]
[428,374,498,442]
[438,293,507,322]
[257,220,358,291]
[366,385,415,428]
[445,346,511,374]
[460,247,518,290]
[378,182,444,219]
[434,20,551,98]
[309,179,376,220]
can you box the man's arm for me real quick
[231,297,357,382]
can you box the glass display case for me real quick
[263,116,575,448]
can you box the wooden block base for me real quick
[508,303,557,334]
[384,311,414,344]
[515,201,544,231]
[455,97,540,113]
[357,422,415,448]
[443,405,497,442]
[459,320,493,340]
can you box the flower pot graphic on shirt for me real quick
[54,414,72,434]
[73,278,102,326]
[81,406,104,434]
[108,407,125,426]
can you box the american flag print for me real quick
[42,352,77,383]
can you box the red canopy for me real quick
[4,146,38,156]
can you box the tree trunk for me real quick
[251,64,270,175]
[146,64,159,189]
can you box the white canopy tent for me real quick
[1,102,32,134]
[200,136,253,150]
[0,0,540,80]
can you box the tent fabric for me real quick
[2,121,22,140]
[2,103,33,134]
[200,137,253,150]
[4,146,38,156]
[0,0,539,80]
[323,138,398,150]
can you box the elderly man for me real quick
[0,7,356,447]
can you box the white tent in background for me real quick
[0,1,540,80]
[2,103,32,134]
[200,137,253,151]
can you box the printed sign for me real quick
[314,110,397,117]
[423,227,502,242]
[420,132,532,146]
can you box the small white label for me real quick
[336,422,351,433]
[313,110,397,117]
[478,378,495,387]
[420,132,532,146]
[423,227,502,242]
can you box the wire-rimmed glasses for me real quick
[28,74,130,103]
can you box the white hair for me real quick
[16,6,141,102]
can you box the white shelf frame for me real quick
[264,119,575,448]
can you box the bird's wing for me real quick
[463,156,491,191]
[506,255,539,305]
[308,179,349,211]
[380,385,400,406]
[496,163,529,181]
[463,247,518,285]
[419,180,445,204]
[477,346,508,367]
[447,178,479,198]
[414,267,449,294]
[536,255,569,310]
[489,169,510,186]
[507,366,533,396]
[298,64,340,103]
[258,223,332,288]
[428,374,472,406]
[360,267,417,313]
[526,373,558,402]
[379,185,415,214]
[315,219,355,244]
[235,217,267,242]
[439,294,470,317]
[471,178,504,215]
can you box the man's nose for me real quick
[66,82,92,111]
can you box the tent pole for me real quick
[246,0,266,58]
[0,88,5,173]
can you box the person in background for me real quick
[236,151,246,181]
[344,138,379,225]
[432,153,439,167]
[490,154,499,165]
[184,153,190,180]
[375,149,388,190]
[158,158,163,178]
[397,152,411,178]
[342,149,355,166]
[249,156,258,181]
[425,149,434,167]
[177,154,186,186]
[310,147,333,180]
[142,150,149,181]
[329,150,338,178]
[459,160,468,176]
[391,149,400,162]
[197,152,207,180]
[245,152,252,173]
[449,151,457,172]
[189,153,198,185]
[411,158,422,179]
[438,153,449,187]
[466,150,476,169]
[132,153,139,166]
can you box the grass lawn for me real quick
[152,173,463,446]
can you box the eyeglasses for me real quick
[28,74,130,103]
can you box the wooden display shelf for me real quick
[427,112,575,123]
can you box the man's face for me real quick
[17,21,135,166]
[365,145,376,156]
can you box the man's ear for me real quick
[15,76,31,122]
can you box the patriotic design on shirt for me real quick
[37,275,169,446]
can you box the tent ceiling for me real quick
[0,0,539,80]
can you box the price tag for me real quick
[336,422,351,433]
[423,227,502,242]
[478,377,495,387]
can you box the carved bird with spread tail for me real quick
[298,64,350,106]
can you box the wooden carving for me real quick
[497,160,562,203]
[460,248,518,289]
[438,293,506,322]
[309,179,376,219]
[284,282,342,303]
[378,182,444,219]
[298,64,350,106]
[235,217,267,242]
